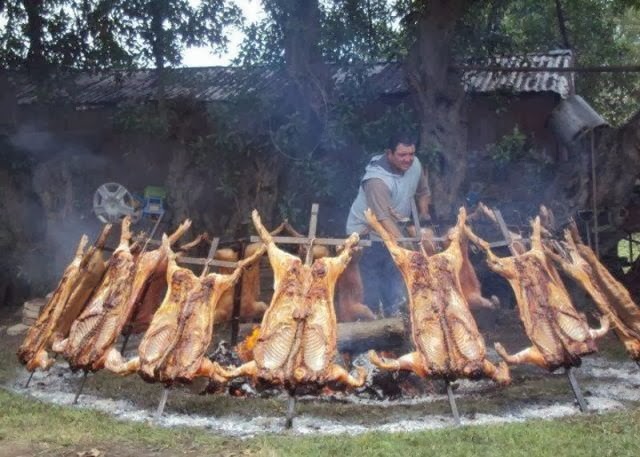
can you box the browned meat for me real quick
[126,231,207,335]
[546,223,640,361]
[365,208,510,384]
[17,225,111,371]
[212,248,240,324]
[18,225,112,371]
[335,248,376,322]
[105,235,201,380]
[226,210,366,388]
[466,217,609,371]
[54,217,137,371]
[238,241,269,321]
[107,239,265,385]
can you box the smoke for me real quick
[3,123,113,299]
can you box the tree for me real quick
[403,0,479,219]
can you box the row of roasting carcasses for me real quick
[17,205,640,392]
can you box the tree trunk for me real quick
[405,0,476,220]
[554,0,571,50]
[224,154,282,236]
[269,0,329,158]
[22,0,47,78]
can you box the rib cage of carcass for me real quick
[52,217,192,372]
[17,224,113,372]
[225,210,367,389]
[545,222,640,361]
[465,217,610,371]
[364,207,511,385]
[106,236,265,385]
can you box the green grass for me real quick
[1,388,639,457]
[2,321,640,456]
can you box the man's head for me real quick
[385,131,417,173]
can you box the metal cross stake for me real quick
[154,236,220,420]
[248,204,364,429]
[410,202,462,424]
[491,208,588,413]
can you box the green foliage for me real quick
[457,0,640,125]
[487,126,529,165]
[111,104,170,136]
[0,0,241,72]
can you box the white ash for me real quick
[6,355,640,438]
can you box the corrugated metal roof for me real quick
[6,50,573,107]
[463,49,573,97]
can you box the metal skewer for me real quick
[24,371,35,388]
[445,380,461,425]
[285,388,297,429]
[566,367,588,412]
[155,387,170,420]
[73,371,89,404]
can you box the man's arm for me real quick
[416,169,431,221]
[363,179,404,239]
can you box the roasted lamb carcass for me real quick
[54,218,191,372]
[18,225,112,371]
[53,217,137,370]
[225,210,367,388]
[465,217,609,371]
[107,237,265,384]
[125,231,207,335]
[105,234,202,380]
[545,223,640,361]
[212,247,240,324]
[336,248,377,322]
[365,208,510,384]
[155,245,265,384]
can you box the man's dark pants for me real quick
[359,240,407,316]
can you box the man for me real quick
[346,132,431,316]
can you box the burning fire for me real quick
[235,326,260,362]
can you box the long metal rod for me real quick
[24,371,35,388]
[284,204,319,430]
[566,367,588,412]
[590,131,600,258]
[285,390,297,429]
[141,212,165,254]
[119,333,131,354]
[73,371,89,404]
[446,381,461,425]
[155,387,170,419]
